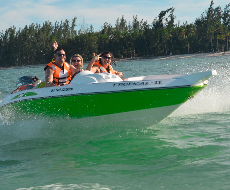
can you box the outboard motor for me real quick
[11,76,41,94]
[16,76,41,88]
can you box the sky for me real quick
[0,0,229,33]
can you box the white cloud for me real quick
[0,0,229,33]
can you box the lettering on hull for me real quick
[51,88,73,92]
[113,81,162,87]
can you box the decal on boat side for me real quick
[11,92,38,100]
[12,93,25,100]
[113,81,162,87]
[51,88,73,92]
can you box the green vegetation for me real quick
[0,0,229,67]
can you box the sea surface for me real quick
[1,55,230,190]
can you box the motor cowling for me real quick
[11,76,41,94]
[16,76,41,88]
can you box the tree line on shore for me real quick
[0,0,229,67]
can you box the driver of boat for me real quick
[52,41,83,75]
[44,47,77,87]
[86,51,123,77]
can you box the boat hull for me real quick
[0,70,216,125]
[0,85,205,125]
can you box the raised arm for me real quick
[86,53,101,73]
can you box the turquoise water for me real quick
[1,55,230,189]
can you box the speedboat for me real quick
[0,70,216,127]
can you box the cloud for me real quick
[174,0,230,23]
[0,0,230,33]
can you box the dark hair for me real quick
[99,51,116,66]
[54,47,65,55]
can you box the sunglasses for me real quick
[56,53,66,57]
[102,56,111,60]
[72,60,81,62]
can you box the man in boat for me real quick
[52,41,84,76]
[86,52,123,77]
[44,47,76,87]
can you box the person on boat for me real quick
[52,41,83,74]
[44,47,77,87]
[86,52,123,77]
[70,54,84,70]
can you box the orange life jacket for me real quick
[93,61,116,74]
[44,62,71,86]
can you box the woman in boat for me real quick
[70,54,84,70]
[86,52,123,77]
[69,54,85,79]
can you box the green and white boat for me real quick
[0,70,216,126]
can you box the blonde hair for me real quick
[70,54,83,68]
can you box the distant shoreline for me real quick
[1,51,230,70]
[115,51,230,61]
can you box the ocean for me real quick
[0,54,230,190]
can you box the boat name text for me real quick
[113,81,162,87]
[51,88,73,92]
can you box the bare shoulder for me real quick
[45,66,54,76]
[46,66,53,72]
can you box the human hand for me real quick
[91,53,101,63]
[115,71,123,77]
[52,41,58,50]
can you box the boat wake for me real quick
[0,115,125,149]
[16,183,113,190]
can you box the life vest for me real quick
[44,62,71,86]
[93,61,116,74]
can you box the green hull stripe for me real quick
[1,85,206,119]
[10,85,193,104]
